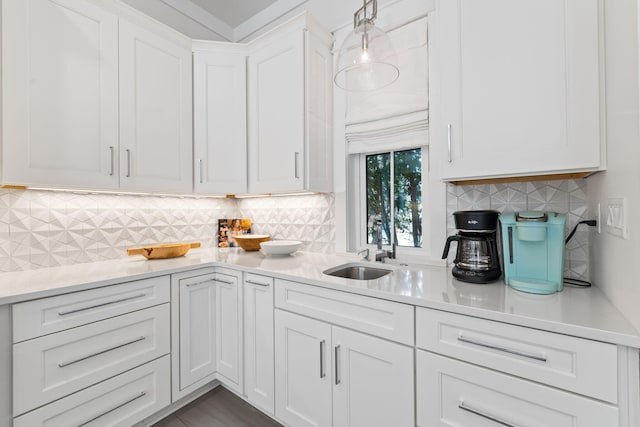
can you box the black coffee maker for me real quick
[442,210,501,284]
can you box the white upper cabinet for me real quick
[2,0,119,189]
[439,0,603,181]
[248,14,333,194]
[193,43,248,195]
[119,19,193,193]
[2,0,193,193]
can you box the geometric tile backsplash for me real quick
[446,179,591,281]
[0,181,586,277]
[238,193,336,254]
[0,189,336,273]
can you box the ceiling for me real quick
[122,0,316,42]
[188,0,278,28]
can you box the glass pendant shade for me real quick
[334,22,399,91]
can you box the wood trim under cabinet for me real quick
[447,171,595,186]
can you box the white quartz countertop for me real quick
[1,248,638,347]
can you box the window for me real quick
[364,148,422,248]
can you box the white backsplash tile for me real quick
[447,179,592,281]
[238,194,336,254]
[0,189,337,273]
[0,189,237,272]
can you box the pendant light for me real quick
[334,0,399,91]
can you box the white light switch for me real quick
[606,198,628,239]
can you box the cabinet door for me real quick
[332,327,414,427]
[214,270,243,394]
[244,274,274,415]
[439,0,602,180]
[416,350,618,427]
[193,47,247,195]
[119,19,192,193]
[275,310,332,427]
[178,273,216,391]
[2,0,119,189]
[248,29,305,194]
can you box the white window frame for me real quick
[346,144,445,266]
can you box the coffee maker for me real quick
[442,210,502,284]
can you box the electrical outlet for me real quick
[606,198,628,239]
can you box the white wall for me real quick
[587,0,640,331]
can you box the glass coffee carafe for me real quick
[442,210,502,284]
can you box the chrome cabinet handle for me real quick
[199,159,204,184]
[58,293,146,316]
[125,149,131,177]
[334,345,341,385]
[246,279,270,287]
[214,277,234,285]
[457,334,547,362]
[447,123,452,163]
[319,340,326,378]
[294,152,300,179]
[109,146,115,176]
[458,402,518,427]
[76,392,146,427]
[58,336,146,368]
[186,279,212,288]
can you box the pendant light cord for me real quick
[563,220,597,288]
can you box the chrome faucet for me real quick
[374,219,396,263]
[357,248,370,261]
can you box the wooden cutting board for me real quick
[127,242,201,259]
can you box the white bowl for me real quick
[260,240,302,256]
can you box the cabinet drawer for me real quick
[275,279,414,345]
[13,304,170,415]
[14,355,171,427]
[416,308,618,403]
[13,275,170,342]
[417,351,618,427]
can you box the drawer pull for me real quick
[334,345,341,385]
[58,293,147,316]
[186,279,212,288]
[246,279,270,287]
[458,402,518,427]
[319,339,326,378]
[457,334,547,362]
[214,277,234,285]
[76,392,146,427]
[58,336,146,368]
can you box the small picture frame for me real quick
[218,219,252,248]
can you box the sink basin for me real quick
[323,263,392,280]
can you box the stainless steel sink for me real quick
[323,263,392,280]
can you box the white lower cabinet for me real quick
[13,304,170,416]
[214,269,243,393]
[275,310,332,427]
[171,268,243,400]
[331,326,414,427]
[243,273,275,415]
[275,309,414,427]
[13,355,170,427]
[175,270,217,395]
[417,350,619,427]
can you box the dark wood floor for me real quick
[152,387,282,427]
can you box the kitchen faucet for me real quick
[374,219,396,263]
[357,248,370,261]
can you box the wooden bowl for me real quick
[233,234,270,251]
[127,242,201,259]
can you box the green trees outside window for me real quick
[366,148,422,248]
